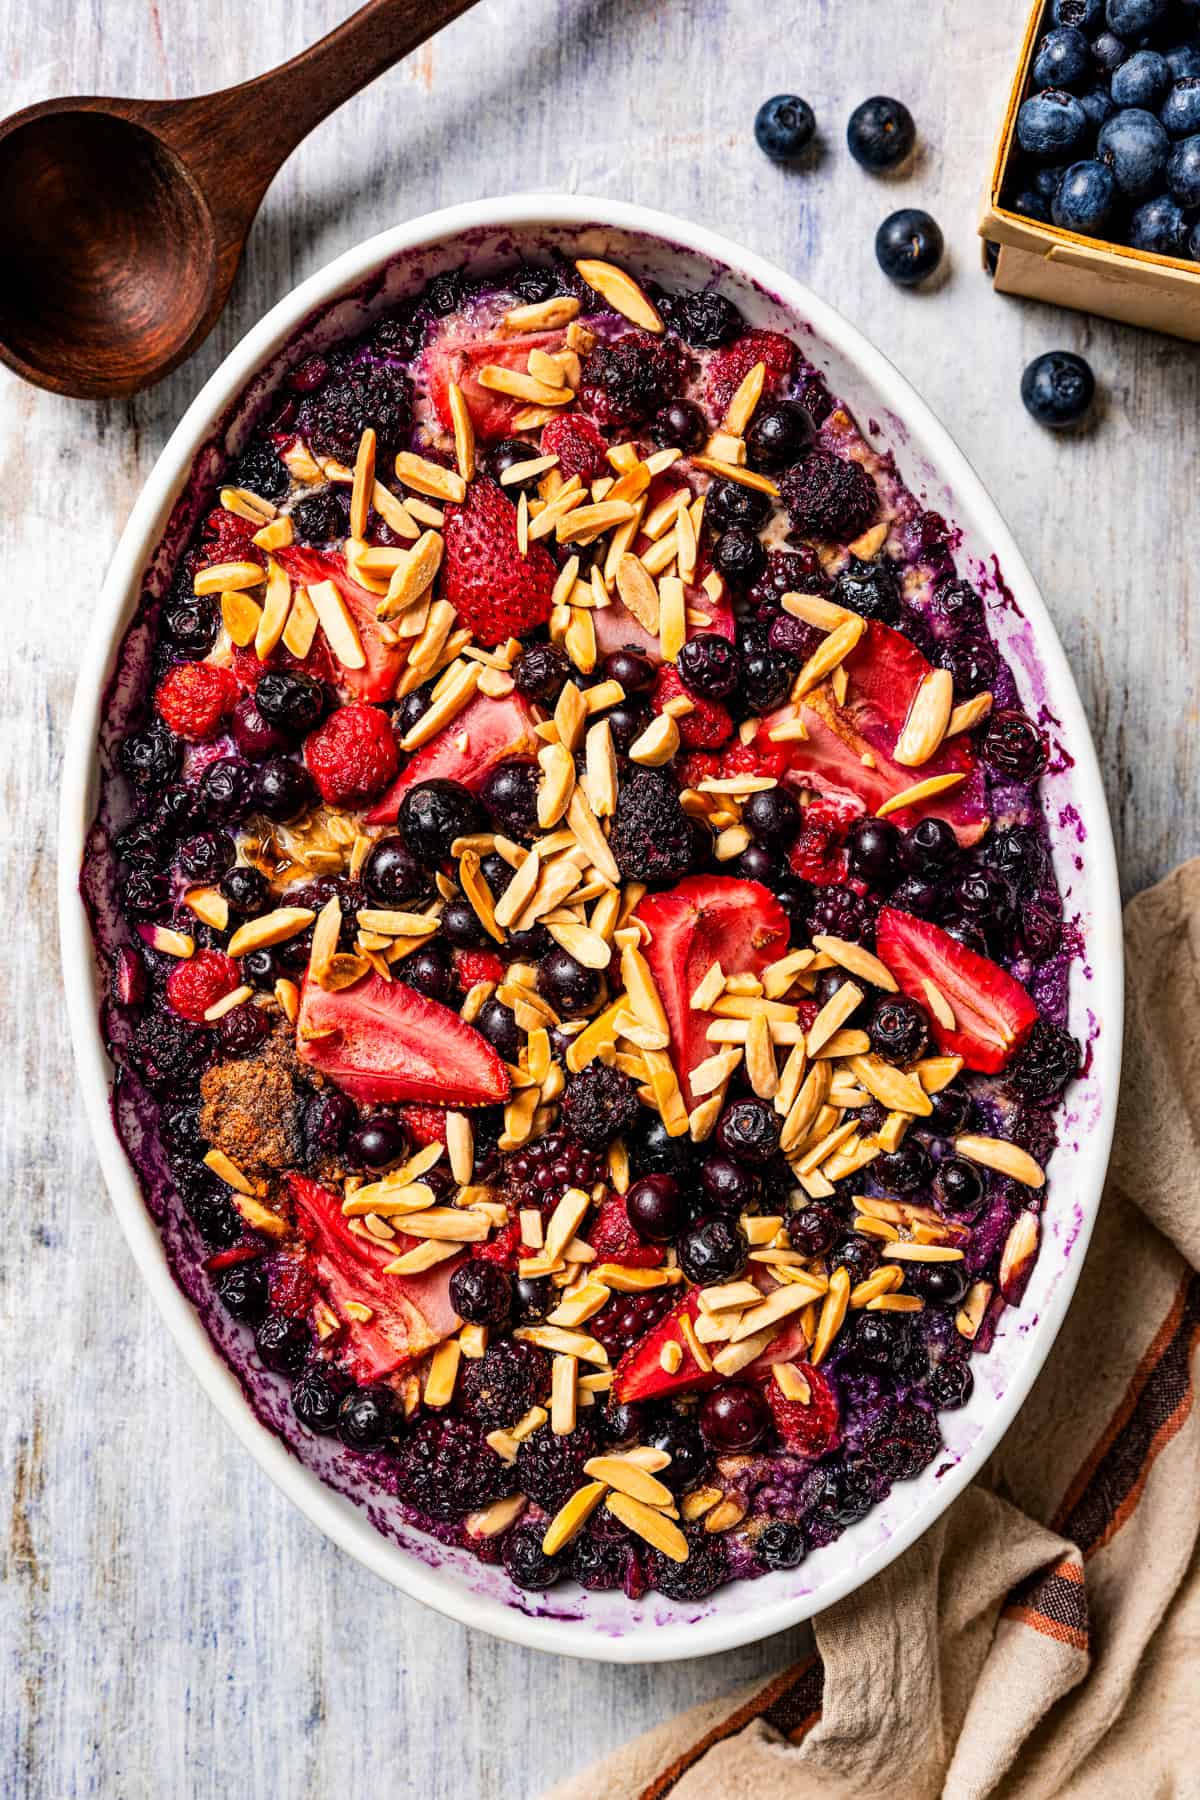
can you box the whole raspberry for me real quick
[514,1417,598,1513]
[393,1416,511,1520]
[610,769,702,887]
[652,665,733,749]
[298,351,413,464]
[540,413,608,482]
[578,332,690,430]
[787,797,852,885]
[458,1339,549,1428]
[165,949,242,1024]
[190,507,266,574]
[779,451,879,543]
[304,703,399,805]
[704,329,796,415]
[397,1104,447,1146]
[155,662,240,742]
[561,1065,641,1149]
[589,1287,674,1359]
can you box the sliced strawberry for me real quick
[613,1290,807,1402]
[592,572,734,668]
[875,906,1039,1074]
[297,971,511,1106]
[705,329,797,415]
[276,546,407,704]
[442,478,557,647]
[763,1362,841,1459]
[635,876,790,1111]
[755,621,990,846]
[286,1173,460,1382]
[203,1244,261,1272]
[587,1195,665,1269]
[396,1104,448,1147]
[652,665,733,749]
[426,328,567,441]
[366,690,539,825]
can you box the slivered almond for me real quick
[537,742,576,829]
[658,575,687,661]
[466,1494,527,1539]
[400,660,480,748]
[382,1239,460,1275]
[711,1326,776,1377]
[281,586,319,658]
[876,771,968,819]
[688,1047,743,1098]
[551,1354,579,1435]
[220,486,275,524]
[544,1187,592,1265]
[503,293,582,333]
[445,1111,474,1186]
[447,380,475,482]
[424,1338,461,1407]
[546,1282,609,1329]
[574,258,664,332]
[350,428,376,540]
[514,1326,609,1366]
[193,559,264,597]
[894,668,954,767]
[916,1055,964,1093]
[869,1294,925,1313]
[705,1498,748,1534]
[228,907,315,957]
[698,1280,761,1314]
[393,450,467,504]
[309,578,366,669]
[847,1053,933,1116]
[850,1266,906,1309]
[253,557,293,659]
[378,529,445,620]
[956,1280,993,1341]
[628,714,681,765]
[398,1208,491,1242]
[956,1134,1045,1188]
[231,1193,287,1238]
[999,1211,1040,1303]
[884,1243,965,1263]
[567,784,621,886]
[779,1059,832,1152]
[811,935,898,993]
[690,961,727,1011]
[947,691,994,736]
[371,480,420,539]
[728,1283,811,1343]
[615,553,661,633]
[806,981,865,1055]
[203,1148,256,1196]
[220,588,262,647]
[811,1266,851,1365]
[584,1455,674,1508]
[606,1492,689,1560]
[542,1480,607,1555]
[584,719,618,819]
[922,978,957,1030]
[558,500,639,545]
[723,359,766,434]
[781,591,855,631]
[691,455,779,496]
[744,1010,778,1099]
[479,364,574,406]
[791,615,867,700]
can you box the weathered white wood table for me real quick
[4,0,1197,1793]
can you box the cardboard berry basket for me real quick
[978,0,1200,340]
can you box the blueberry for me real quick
[1033,27,1095,91]
[650,398,707,450]
[241,947,277,990]
[338,1386,396,1450]
[705,478,773,533]
[450,1260,512,1326]
[1053,0,1101,25]
[642,1412,711,1492]
[876,1139,933,1193]
[255,1312,311,1376]
[215,1260,268,1323]
[1129,192,1187,251]
[875,208,944,285]
[787,1204,840,1257]
[537,946,602,1013]
[480,759,540,836]
[1021,350,1096,427]
[250,758,316,822]
[1166,45,1200,82]
[934,1158,986,1218]
[677,632,739,699]
[1016,90,1090,161]
[291,1367,342,1433]
[745,401,815,470]
[363,835,427,907]
[1106,0,1167,34]
[601,646,657,693]
[742,785,800,847]
[981,709,1049,781]
[217,1003,270,1059]
[302,1091,353,1163]
[177,829,235,884]
[490,438,543,490]
[503,1526,563,1590]
[162,596,219,658]
[1033,163,1071,203]
[848,817,900,886]
[1167,132,1200,205]
[200,757,253,824]
[1090,31,1127,76]
[902,816,958,874]
[513,642,570,703]
[716,1097,780,1166]
[631,1112,696,1178]
[678,1215,748,1285]
[348,1115,407,1169]
[1112,48,1170,107]
[926,1083,972,1136]
[442,900,487,949]
[476,998,521,1062]
[626,1174,685,1242]
[398,779,484,864]
[1052,158,1118,231]
[905,1260,968,1305]
[1078,84,1116,133]
[868,996,929,1063]
[755,94,817,163]
[926,1358,974,1409]
[1010,188,1053,224]
[939,634,998,698]
[699,1154,759,1214]
[757,1520,806,1570]
[399,945,451,1001]
[1097,107,1170,196]
[712,525,767,588]
[739,641,794,712]
[832,555,900,624]
[254,670,328,738]
[120,724,181,791]
[699,1383,769,1453]
[847,95,917,169]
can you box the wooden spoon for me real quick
[0,0,479,400]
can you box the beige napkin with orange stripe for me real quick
[548,860,1200,1800]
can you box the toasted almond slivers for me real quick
[779,1059,832,1154]
[551,1353,579,1435]
[956,1133,1046,1188]
[811,1266,851,1366]
[850,1266,906,1309]
[894,668,954,768]
[382,1239,460,1275]
[203,1147,256,1196]
[847,1052,933,1117]
[728,1283,812,1343]
[584,1455,674,1508]
[350,428,377,541]
[628,713,680,767]
[220,588,263,648]
[574,258,664,332]
[876,771,968,820]
[377,529,444,621]
[869,1294,925,1313]
[542,1480,607,1556]
[393,449,467,505]
[723,359,766,435]
[446,380,476,483]
[193,559,264,597]
[513,1326,609,1366]
[956,1280,994,1342]
[584,718,618,820]
[690,456,779,496]
[231,1193,287,1238]
[615,553,661,634]
[947,691,994,737]
[309,578,366,670]
[502,293,582,333]
[465,1493,527,1539]
[806,981,865,1056]
[792,614,867,701]
[781,590,856,631]
[536,742,576,830]
[400,660,481,748]
[423,1338,461,1408]
[228,907,315,957]
[811,934,898,994]
[605,1493,689,1561]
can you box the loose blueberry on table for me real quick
[97,246,1079,1604]
[1006,0,1200,263]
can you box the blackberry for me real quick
[393,1416,511,1520]
[302,1092,354,1165]
[804,1458,878,1534]
[122,870,170,920]
[832,555,901,624]
[370,304,425,358]
[864,1399,941,1481]
[590,1287,674,1359]
[806,886,878,945]
[647,1532,727,1600]
[561,1064,640,1149]
[231,438,289,504]
[215,1260,268,1323]
[570,1522,630,1590]
[578,332,689,430]
[779,451,878,543]
[508,263,561,304]
[449,1260,513,1327]
[130,1012,214,1094]
[502,1526,563,1590]
[794,361,834,427]
[667,288,744,347]
[504,1130,603,1209]
[515,1418,598,1513]
[1007,1020,1080,1100]
[119,722,181,791]
[298,352,413,463]
[610,768,700,886]
[426,268,467,314]
[458,1339,550,1429]
[748,548,828,621]
[291,488,348,545]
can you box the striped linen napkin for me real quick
[547,860,1200,1800]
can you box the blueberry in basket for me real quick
[92,245,1079,1604]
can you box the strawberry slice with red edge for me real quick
[762,1362,841,1459]
[276,546,408,704]
[634,876,790,1111]
[587,1195,665,1269]
[296,970,511,1106]
[396,1104,448,1147]
[613,1290,810,1403]
[875,906,1039,1074]
[366,690,538,825]
[652,665,733,749]
[755,620,990,846]
[426,328,568,441]
[286,1173,461,1382]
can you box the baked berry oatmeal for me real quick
[89,251,1080,1603]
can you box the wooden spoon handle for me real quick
[168,0,478,211]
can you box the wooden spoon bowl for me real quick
[0,0,477,400]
